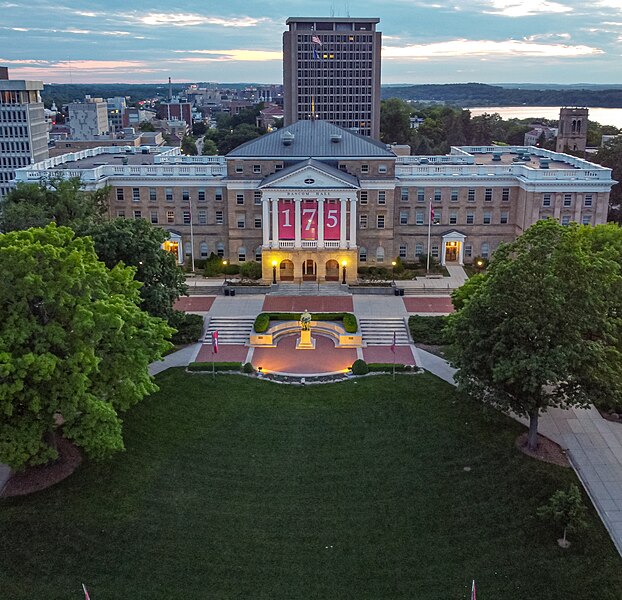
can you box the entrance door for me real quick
[280,259,294,281]
[325,259,339,281]
[445,242,458,263]
[302,259,317,281]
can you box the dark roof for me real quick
[259,158,359,188]
[226,120,393,159]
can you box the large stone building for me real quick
[68,97,109,140]
[15,120,615,282]
[283,17,382,138]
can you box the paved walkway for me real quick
[416,347,622,556]
[399,264,468,291]
[353,295,407,317]
[149,342,202,376]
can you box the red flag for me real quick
[82,584,91,600]
[312,35,322,45]
[212,331,219,354]
[430,202,435,221]
[391,331,397,354]
[471,579,476,600]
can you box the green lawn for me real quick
[2,371,622,599]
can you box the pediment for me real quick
[259,161,359,190]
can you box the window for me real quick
[561,215,571,226]
[378,191,386,205]
[253,164,261,174]
[166,188,173,202]
[275,163,283,171]
[541,193,552,207]
[434,189,441,202]
[431,244,439,258]
[481,242,490,258]
[563,194,572,207]
[132,188,140,202]
[254,191,262,204]
[200,242,208,258]
[378,164,387,174]
[401,188,409,202]
[584,194,593,207]
[183,210,191,225]
[359,191,368,205]
[377,214,385,229]
[182,189,189,201]
[359,214,368,228]
[149,187,157,202]
[449,212,457,225]
[399,211,408,225]
[582,214,592,225]
[416,211,424,225]
[468,189,475,202]
[255,247,262,262]
[415,242,424,257]
[466,212,474,225]
[216,210,224,225]
[116,209,126,218]
[359,247,367,262]
[361,164,369,173]
[399,244,407,258]
[116,188,124,201]
[236,194,244,205]
[215,188,223,202]
[235,163,243,174]
[238,247,246,262]
[198,209,207,225]
[216,242,224,258]
[198,189,206,203]
[500,211,509,224]
[417,188,425,203]
[237,215,245,228]
[485,188,492,202]
[433,209,441,225]
[376,247,385,262]
[450,189,458,202]
[150,210,158,224]
[254,216,262,229]
[502,188,510,202]
[483,211,492,225]
[133,210,142,219]
[167,210,175,223]
[464,244,473,258]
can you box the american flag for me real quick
[312,35,322,45]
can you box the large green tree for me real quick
[86,218,187,318]
[0,178,109,232]
[447,220,622,450]
[591,137,622,223]
[380,98,412,145]
[0,224,172,469]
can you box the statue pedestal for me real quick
[296,328,316,350]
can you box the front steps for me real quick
[359,317,411,346]
[204,316,255,345]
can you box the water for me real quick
[468,106,622,129]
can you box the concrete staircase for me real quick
[204,316,255,345]
[272,282,351,296]
[359,317,411,346]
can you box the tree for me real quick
[192,122,207,136]
[202,139,218,155]
[1,178,109,232]
[217,124,262,155]
[0,224,172,469]
[450,273,486,311]
[591,137,622,223]
[380,98,412,145]
[85,218,187,318]
[181,135,198,156]
[537,484,588,547]
[138,120,155,132]
[446,219,622,450]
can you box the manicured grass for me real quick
[2,371,622,599]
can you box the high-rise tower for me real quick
[283,17,381,138]
[556,107,589,154]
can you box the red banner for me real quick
[301,199,318,240]
[323,200,340,240]
[278,200,295,240]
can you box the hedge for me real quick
[187,362,242,372]
[367,363,417,372]
[252,312,358,333]
[408,315,448,345]
[254,313,270,333]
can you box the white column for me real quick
[262,196,270,247]
[349,198,356,248]
[317,197,325,249]
[441,239,447,266]
[458,240,464,265]
[271,198,279,249]
[294,198,302,248]
[340,197,347,249]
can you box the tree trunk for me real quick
[527,410,539,451]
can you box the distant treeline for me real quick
[381,83,622,108]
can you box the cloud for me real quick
[595,0,622,10]
[175,49,282,61]
[121,12,265,27]
[524,32,572,41]
[0,26,132,36]
[382,39,603,59]
[484,0,572,16]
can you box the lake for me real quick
[468,106,622,129]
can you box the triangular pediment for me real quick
[259,159,359,190]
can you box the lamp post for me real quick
[341,259,347,285]
[476,259,484,270]
[272,259,277,284]
[391,260,397,286]
[222,259,228,285]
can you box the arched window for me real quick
[255,246,262,262]
[576,119,582,134]
[359,247,367,262]
[238,246,246,262]
[199,242,208,258]
[376,247,385,263]
[216,242,225,258]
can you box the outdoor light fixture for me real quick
[476,259,484,268]
[392,260,397,286]
[272,259,278,284]
[341,260,347,284]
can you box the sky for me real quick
[1,0,622,85]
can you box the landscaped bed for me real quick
[1,371,621,599]
[254,312,358,333]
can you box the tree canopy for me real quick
[592,137,622,223]
[446,219,622,449]
[0,224,172,469]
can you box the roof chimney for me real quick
[0,67,8,80]
[168,77,172,102]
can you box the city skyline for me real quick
[1,0,622,85]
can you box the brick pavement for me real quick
[262,296,354,313]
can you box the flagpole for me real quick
[189,194,195,273]
[211,333,215,380]
[426,199,432,274]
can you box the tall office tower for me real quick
[556,107,589,153]
[283,17,381,138]
[0,67,49,198]
[68,96,109,140]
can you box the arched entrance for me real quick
[302,259,317,281]
[279,259,294,281]
[325,259,339,281]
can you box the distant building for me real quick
[0,66,49,197]
[107,96,127,132]
[123,107,156,128]
[69,96,109,140]
[283,17,382,138]
[157,102,192,128]
[410,117,425,129]
[524,126,557,147]
[556,107,588,153]
[602,134,621,147]
[256,104,284,130]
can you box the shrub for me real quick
[254,313,270,333]
[393,257,405,274]
[408,315,448,345]
[343,313,358,333]
[187,362,242,372]
[367,363,416,372]
[243,362,255,374]
[351,359,369,375]
[222,264,240,275]
[239,261,262,280]
[169,311,204,345]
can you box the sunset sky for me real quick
[1,0,622,84]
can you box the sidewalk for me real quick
[399,264,468,291]
[416,347,622,556]
[149,342,202,376]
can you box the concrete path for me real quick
[353,295,408,317]
[208,295,265,317]
[149,342,202,376]
[398,264,468,291]
[417,346,622,556]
